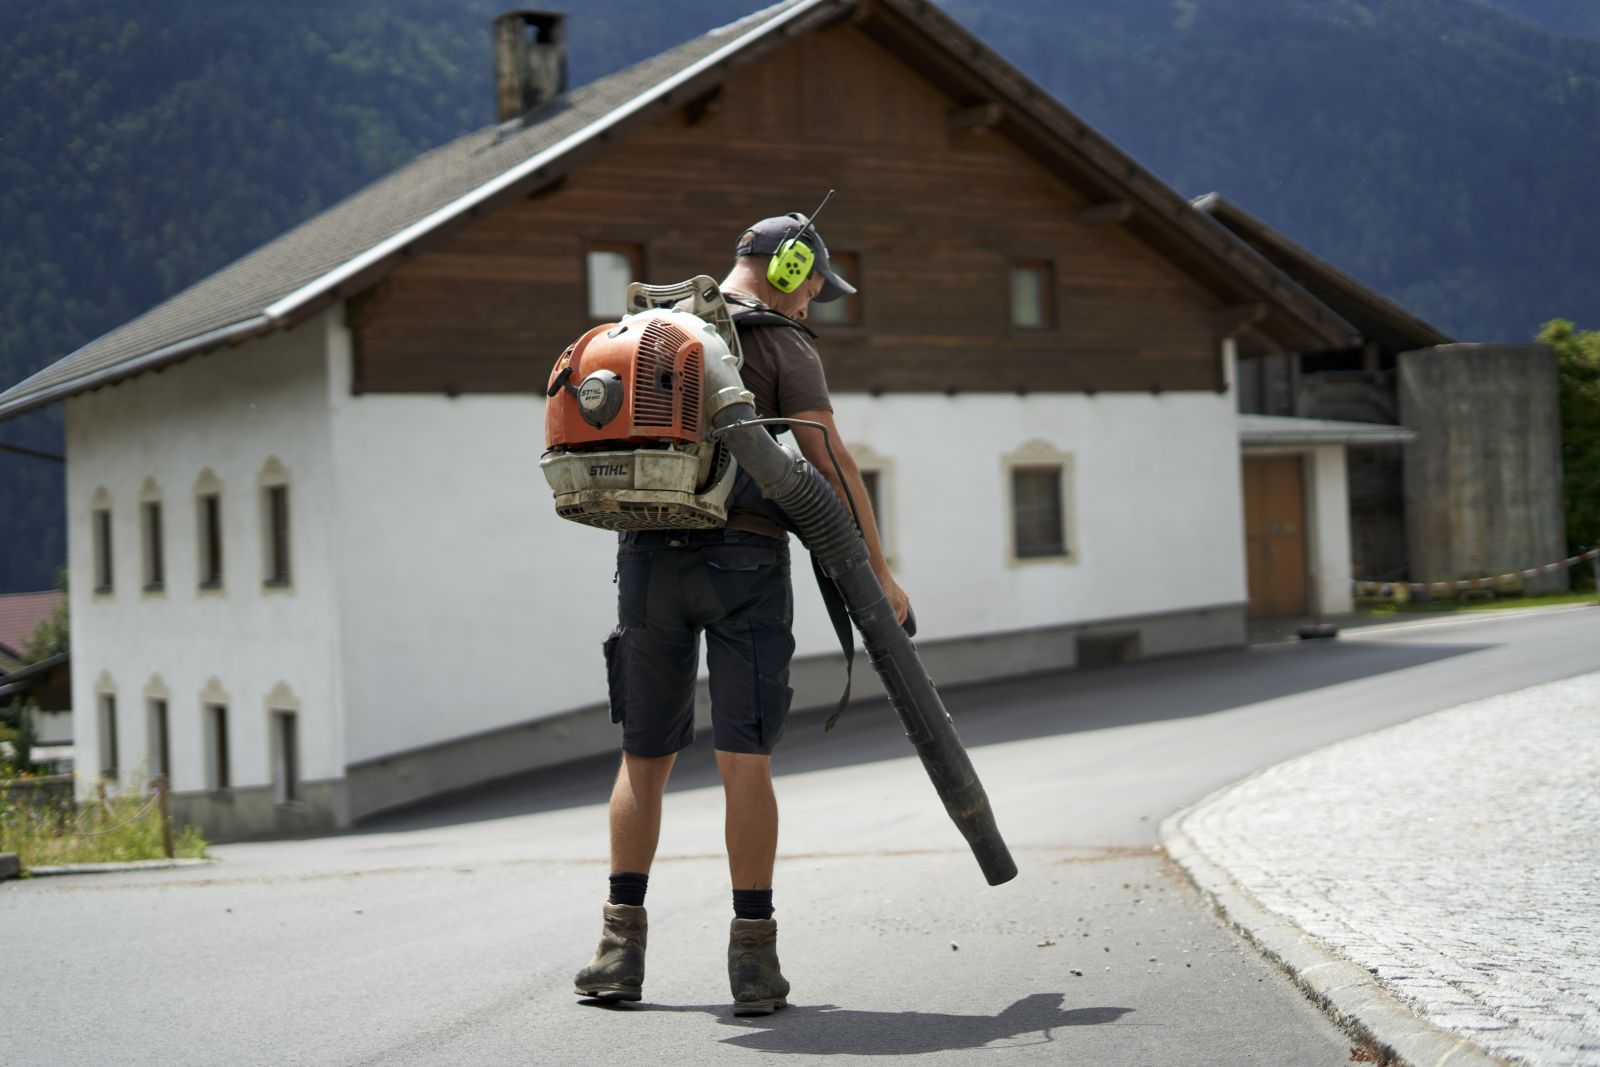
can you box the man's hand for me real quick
[881,573,911,627]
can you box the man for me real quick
[574,211,909,1015]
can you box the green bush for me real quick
[1539,319,1600,556]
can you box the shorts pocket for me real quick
[603,628,627,724]
[703,544,777,572]
[755,672,794,749]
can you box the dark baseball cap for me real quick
[735,213,857,302]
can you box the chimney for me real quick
[494,10,567,122]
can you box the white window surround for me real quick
[144,674,172,788]
[266,681,303,807]
[95,670,118,785]
[258,457,293,594]
[847,442,895,567]
[90,486,114,597]
[139,477,166,597]
[1002,439,1078,568]
[585,244,641,321]
[200,676,232,794]
[194,468,225,595]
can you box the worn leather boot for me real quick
[573,903,647,1002]
[728,917,790,1015]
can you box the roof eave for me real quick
[858,0,1356,354]
[1194,192,1453,349]
[0,0,850,422]
[0,315,276,423]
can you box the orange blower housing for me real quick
[545,316,705,450]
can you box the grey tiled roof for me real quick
[0,0,821,420]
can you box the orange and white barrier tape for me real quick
[1353,548,1600,596]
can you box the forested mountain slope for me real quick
[2,0,1596,591]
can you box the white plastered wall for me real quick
[64,312,345,799]
[325,304,1248,760]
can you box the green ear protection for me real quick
[766,233,816,293]
[765,190,835,294]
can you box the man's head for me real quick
[727,212,856,320]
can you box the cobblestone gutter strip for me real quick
[24,858,215,877]
[1163,802,1503,1067]
[1162,672,1600,1067]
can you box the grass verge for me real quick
[1359,590,1600,616]
[0,780,208,871]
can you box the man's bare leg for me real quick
[716,750,778,888]
[610,751,677,873]
[718,749,788,1014]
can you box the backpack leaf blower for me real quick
[542,276,1016,887]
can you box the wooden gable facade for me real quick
[348,10,1322,399]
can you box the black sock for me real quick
[733,888,774,920]
[608,871,648,907]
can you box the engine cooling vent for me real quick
[632,319,696,432]
[556,499,725,531]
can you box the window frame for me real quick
[91,488,114,596]
[1008,258,1057,333]
[585,242,645,322]
[846,443,895,567]
[1002,441,1077,567]
[271,709,301,807]
[266,486,290,585]
[806,250,862,330]
[98,691,119,782]
[259,458,293,591]
[147,697,171,786]
[140,482,165,594]
[195,469,225,593]
[204,701,231,793]
[1011,466,1066,559]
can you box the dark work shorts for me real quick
[603,529,796,758]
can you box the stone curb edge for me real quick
[22,858,216,878]
[1160,795,1505,1067]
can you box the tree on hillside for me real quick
[1539,320,1600,573]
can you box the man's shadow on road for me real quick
[582,992,1131,1055]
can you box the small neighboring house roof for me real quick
[0,590,66,666]
[0,651,70,706]
[1239,414,1417,447]
[1193,193,1453,355]
[0,0,1359,423]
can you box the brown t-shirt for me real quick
[723,289,833,418]
[720,290,832,539]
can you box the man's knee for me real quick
[715,749,773,784]
[618,750,677,790]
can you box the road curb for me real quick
[23,858,215,878]
[1160,792,1505,1067]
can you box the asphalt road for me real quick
[6,604,1599,1066]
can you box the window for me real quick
[807,251,861,327]
[142,501,165,591]
[1012,466,1066,558]
[586,244,642,320]
[272,710,300,806]
[265,485,291,586]
[93,507,114,594]
[1009,260,1054,330]
[98,693,119,781]
[147,698,171,785]
[199,493,223,588]
[859,468,881,520]
[205,703,230,792]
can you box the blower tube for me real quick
[705,357,1018,887]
